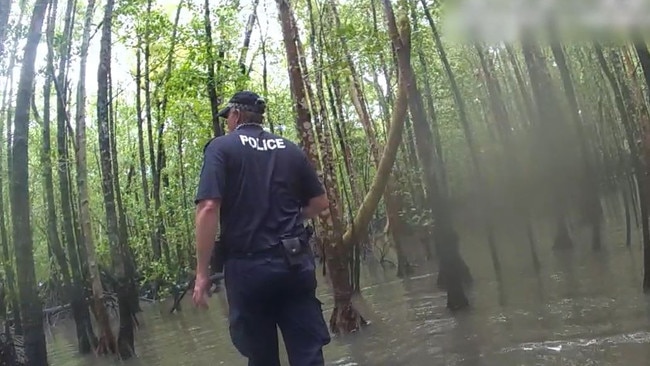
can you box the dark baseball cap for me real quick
[217,91,266,118]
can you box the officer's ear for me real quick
[231,108,241,122]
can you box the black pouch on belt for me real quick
[280,237,303,268]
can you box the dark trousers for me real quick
[224,252,331,366]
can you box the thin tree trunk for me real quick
[108,64,137,301]
[144,0,160,261]
[549,35,603,250]
[521,36,574,250]
[10,0,50,362]
[261,34,273,133]
[595,43,648,258]
[204,0,223,137]
[0,0,10,57]
[55,0,81,315]
[0,24,20,330]
[504,44,535,126]
[238,0,260,75]
[632,39,650,291]
[421,0,500,278]
[43,0,93,353]
[0,1,25,336]
[97,0,134,357]
[74,0,110,354]
[474,43,540,272]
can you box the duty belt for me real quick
[226,244,284,259]
[223,229,314,260]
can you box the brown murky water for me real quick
[47,204,650,365]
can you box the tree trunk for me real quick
[74,0,112,355]
[277,0,367,334]
[595,43,648,260]
[521,36,574,250]
[0,0,10,57]
[0,5,27,329]
[420,1,501,278]
[632,40,650,291]
[107,63,138,309]
[44,0,95,353]
[204,0,223,137]
[331,0,412,327]
[504,44,535,126]
[10,0,50,362]
[135,35,152,248]
[329,0,412,276]
[55,0,83,326]
[97,0,134,357]
[474,43,540,272]
[0,81,19,332]
[549,35,603,250]
[238,0,260,76]
[144,0,161,262]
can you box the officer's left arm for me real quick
[194,141,226,278]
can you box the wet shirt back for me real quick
[195,124,324,254]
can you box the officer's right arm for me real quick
[298,153,329,220]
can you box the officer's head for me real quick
[217,91,266,132]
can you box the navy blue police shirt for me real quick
[195,124,325,254]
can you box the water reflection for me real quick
[47,215,650,366]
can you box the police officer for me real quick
[192,91,331,365]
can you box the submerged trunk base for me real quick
[446,284,470,311]
[91,297,116,356]
[70,291,97,354]
[329,301,368,335]
[437,264,470,311]
[95,334,116,356]
[591,218,603,251]
[552,220,574,250]
[434,230,471,311]
[116,279,136,360]
[396,259,414,278]
[436,257,473,290]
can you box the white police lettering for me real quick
[239,135,286,151]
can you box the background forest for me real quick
[1,0,650,364]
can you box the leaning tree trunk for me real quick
[97,0,135,358]
[336,0,411,328]
[10,0,50,363]
[329,0,412,276]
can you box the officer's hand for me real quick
[192,273,210,309]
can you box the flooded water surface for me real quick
[46,213,650,365]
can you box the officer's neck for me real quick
[235,122,263,131]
